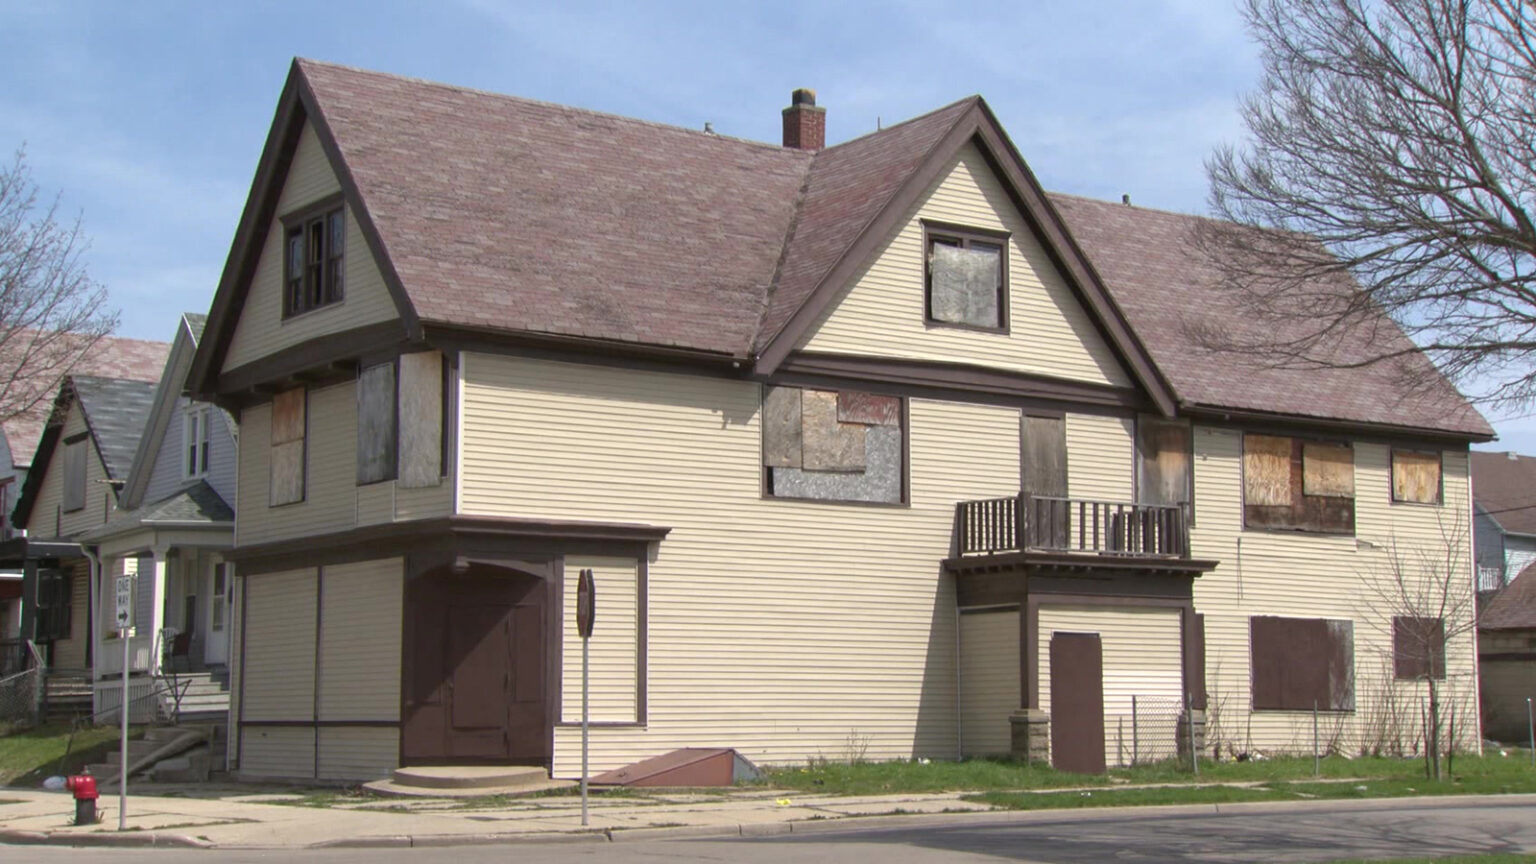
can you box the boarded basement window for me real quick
[61,435,87,513]
[1391,450,1442,505]
[1392,616,1446,680]
[1243,434,1354,534]
[356,362,397,486]
[1250,615,1354,711]
[1137,416,1192,513]
[398,351,444,488]
[764,386,903,504]
[269,387,306,506]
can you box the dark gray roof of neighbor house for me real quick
[1472,450,1536,536]
[1481,560,1536,630]
[79,480,233,542]
[71,376,158,481]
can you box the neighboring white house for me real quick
[1471,451,1536,592]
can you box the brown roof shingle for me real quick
[1481,560,1536,630]
[1472,450,1536,536]
[276,61,1487,438]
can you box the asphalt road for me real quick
[8,801,1536,863]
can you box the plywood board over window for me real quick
[1392,450,1442,504]
[61,436,87,513]
[270,388,306,506]
[1302,442,1354,498]
[356,362,397,486]
[801,389,866,472]
[1243,434,1292,506]
[1137,417,1191,510]
[1393,616,1446,679]
[764,385,904,504]
[1243,434,1354,534]
[398,351,444,488]
[1250,616,1354,711]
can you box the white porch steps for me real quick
[363,765,573,798]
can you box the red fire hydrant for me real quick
[64,770,98,825]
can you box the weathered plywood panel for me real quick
[1302,442,1354,498]
[838,391,901,426]
[1022,414,1067,498]
[801,389,865,471]
[762,386,802,468]
[355,363,396,486]
[1393,450,1441,504]
[959,609,1019,757]
[1243,434,1292,506]
[1137,418,1191,507]
[799,143,1130,386]
[561,556,639,723]
[223,122,400,373]
[398,351,443,488]
[269,441,305,507]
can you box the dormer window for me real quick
[283,200,345,317]
[924,220,1008,331]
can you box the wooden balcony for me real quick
[956,494,1189,559]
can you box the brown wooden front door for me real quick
[1049,631,1105,775]
[403,566,548,765]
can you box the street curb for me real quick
[0,828,213,849]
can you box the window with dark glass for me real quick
[284,205,345,317]
[924,221,1007,330]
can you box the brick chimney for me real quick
[782,88,825,150]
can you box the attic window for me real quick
[61,435,87,513]
[283,200,345,317]
[924,220,1008,331]
[183,406,211,481]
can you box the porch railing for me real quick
[956,494,1189,559]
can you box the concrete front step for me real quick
[362,765,574,798]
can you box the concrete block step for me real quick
[364,766,572,799]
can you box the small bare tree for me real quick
[1359,514,1478,780]
[1202,0,1536,409]
[0,148,117,427]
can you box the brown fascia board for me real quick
[754,98,1179,418]
[1180,403,1491,446]
[188,59,423,403]
[423,323,750,375]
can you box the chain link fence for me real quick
[0,665,41,724]
[1109,694,1184,767]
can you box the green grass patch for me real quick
[0,723,142,787]
[763,752,1536,801]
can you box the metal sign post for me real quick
[114,573,134,830]
[576,568,595,828]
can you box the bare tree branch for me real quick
[1203,0,1536,409]
[0,147,118,432]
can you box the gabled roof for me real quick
[1471,450,1536,536]
[190,59,1487,439]
[119,313,223,511]
[1,334,169,471]
[12,375,158,530]
[1481,560,1536,630]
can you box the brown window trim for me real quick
[760,389,911,507]
[921,218,1010,334]
[1240,433,1356,536]
[280,193,346,320]
[1389,447,1444,506]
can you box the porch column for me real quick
[19,558,36,644]
[148,549,168,677]
[1009,588,1050,763]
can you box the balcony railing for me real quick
[956,494,1189,559]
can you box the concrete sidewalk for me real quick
[3,785,1535,849]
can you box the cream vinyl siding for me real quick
[561,556,639,723]
[239,568,316,778]
[26,404,114,538]
[1188,429,1479,752]
[223,122,400,373]
[798,143,1129,388]
[319,728,397,781]
[317,558,402,723]
[1037,605,1183,767]
[236,381,452,546]
[1065,414,1134,502]
[462,353,1029,776]
[958,608,1020,757]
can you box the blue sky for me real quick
[2,1,1528,449]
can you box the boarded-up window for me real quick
[61,436,87,513]
[356,363,397,486]
[269,388,306,506]
[1137,416,1191,510]
[1302,442,1354,497]
[1250,616,1354,711]
[1021,414,1068,499]
[1392,450,1442,504]
[398,351,444,488]
[765,386,903,503]
[1393,616,1446,680]
[926,224,1007,330]
[1243,434,1354,534]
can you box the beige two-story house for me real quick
[188,60,1491,782]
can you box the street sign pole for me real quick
[577,568,595,828]
[115,573,134,830]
